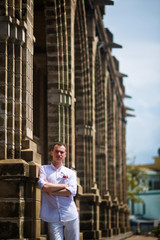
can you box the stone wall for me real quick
[0,0,130,239]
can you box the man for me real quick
[38,142,79,240]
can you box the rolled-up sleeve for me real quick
[38,166,47,190]
[66,171,77,196]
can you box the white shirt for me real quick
[38,163,78,223]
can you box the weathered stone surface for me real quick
[21,150,41,165]
[0,221,19,238]
[29,161,41,178]
[0,181,19,198]
[22,139,38,152]
[0,201,24,217]
[0,1,130,239]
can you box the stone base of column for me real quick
[120,227,127,233]
[80,193,101,240]
[80,232,83,240]
[0,140,43,240]
[113,227,120,235]
[82,230,101,240]
[101,229,111,238]
[107,228,113,237]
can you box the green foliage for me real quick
[152,223,160,238]
[127,164,148,203]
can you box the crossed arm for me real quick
[42,182,72,197]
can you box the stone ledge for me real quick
[0,159,29,177]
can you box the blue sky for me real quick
[103,0,160,165]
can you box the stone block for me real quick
[101,229,108,237]
[0,220,19,239]
[80,232,83,240]
[21,149,41,164]
[80,220,94,230]
[35,201,41,219]
[0,180,19,198]
[35,187,41,201]
[25,200,41,219]
[24,201,34,218]
[29,161,41,178]
[24,181,35,198]
[22,139,37,152]
[0,159,29,177]
[82,230,97,239]
[80,212,93,221]
[35,219,41,238]
[77,183,83,195]
[120,227,126,233]
[0,22,10,39]
[24,219,41,238]
[24,219,34,238]
[0,201,24,217]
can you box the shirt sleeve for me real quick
[66,170,77,196]
[38,166,47,190]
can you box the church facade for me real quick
[0,0,130,239]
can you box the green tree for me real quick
[127,164,147,214]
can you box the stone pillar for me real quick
[7,38,15,159]
[125,206,130,231]
[45,0,75,168]
[80,193,101,240]
[119,205,126,233]
[22,0,34,140]
[0,157,44,240]
[87,11,97,190]
[106,204,113,237]
[0,1,44,239]
[100,200,108,237]
[122,119,127,204]
[15,33,23,158]
[0,16,10,159]
[107,81,117,200]
[115,106,123,202]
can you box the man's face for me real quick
[51,145,67,164]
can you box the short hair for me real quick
[51,142,67,151]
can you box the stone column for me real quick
[0,1,44,239]
[45,0,75,168]
[100,200,108,237]
[0,157,44,240]
[22,0,34,140]
[7,37,15,159]
[106,203,113,237]
[119,205,126,233]
[0,16,10,159]
[107,81,117,200]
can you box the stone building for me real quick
[0,0,130,239]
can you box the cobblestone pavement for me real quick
[125,235,157,240]
[102,232,157,240]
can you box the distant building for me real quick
[128,149,160,220]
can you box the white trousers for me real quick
[48,217,79,240]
